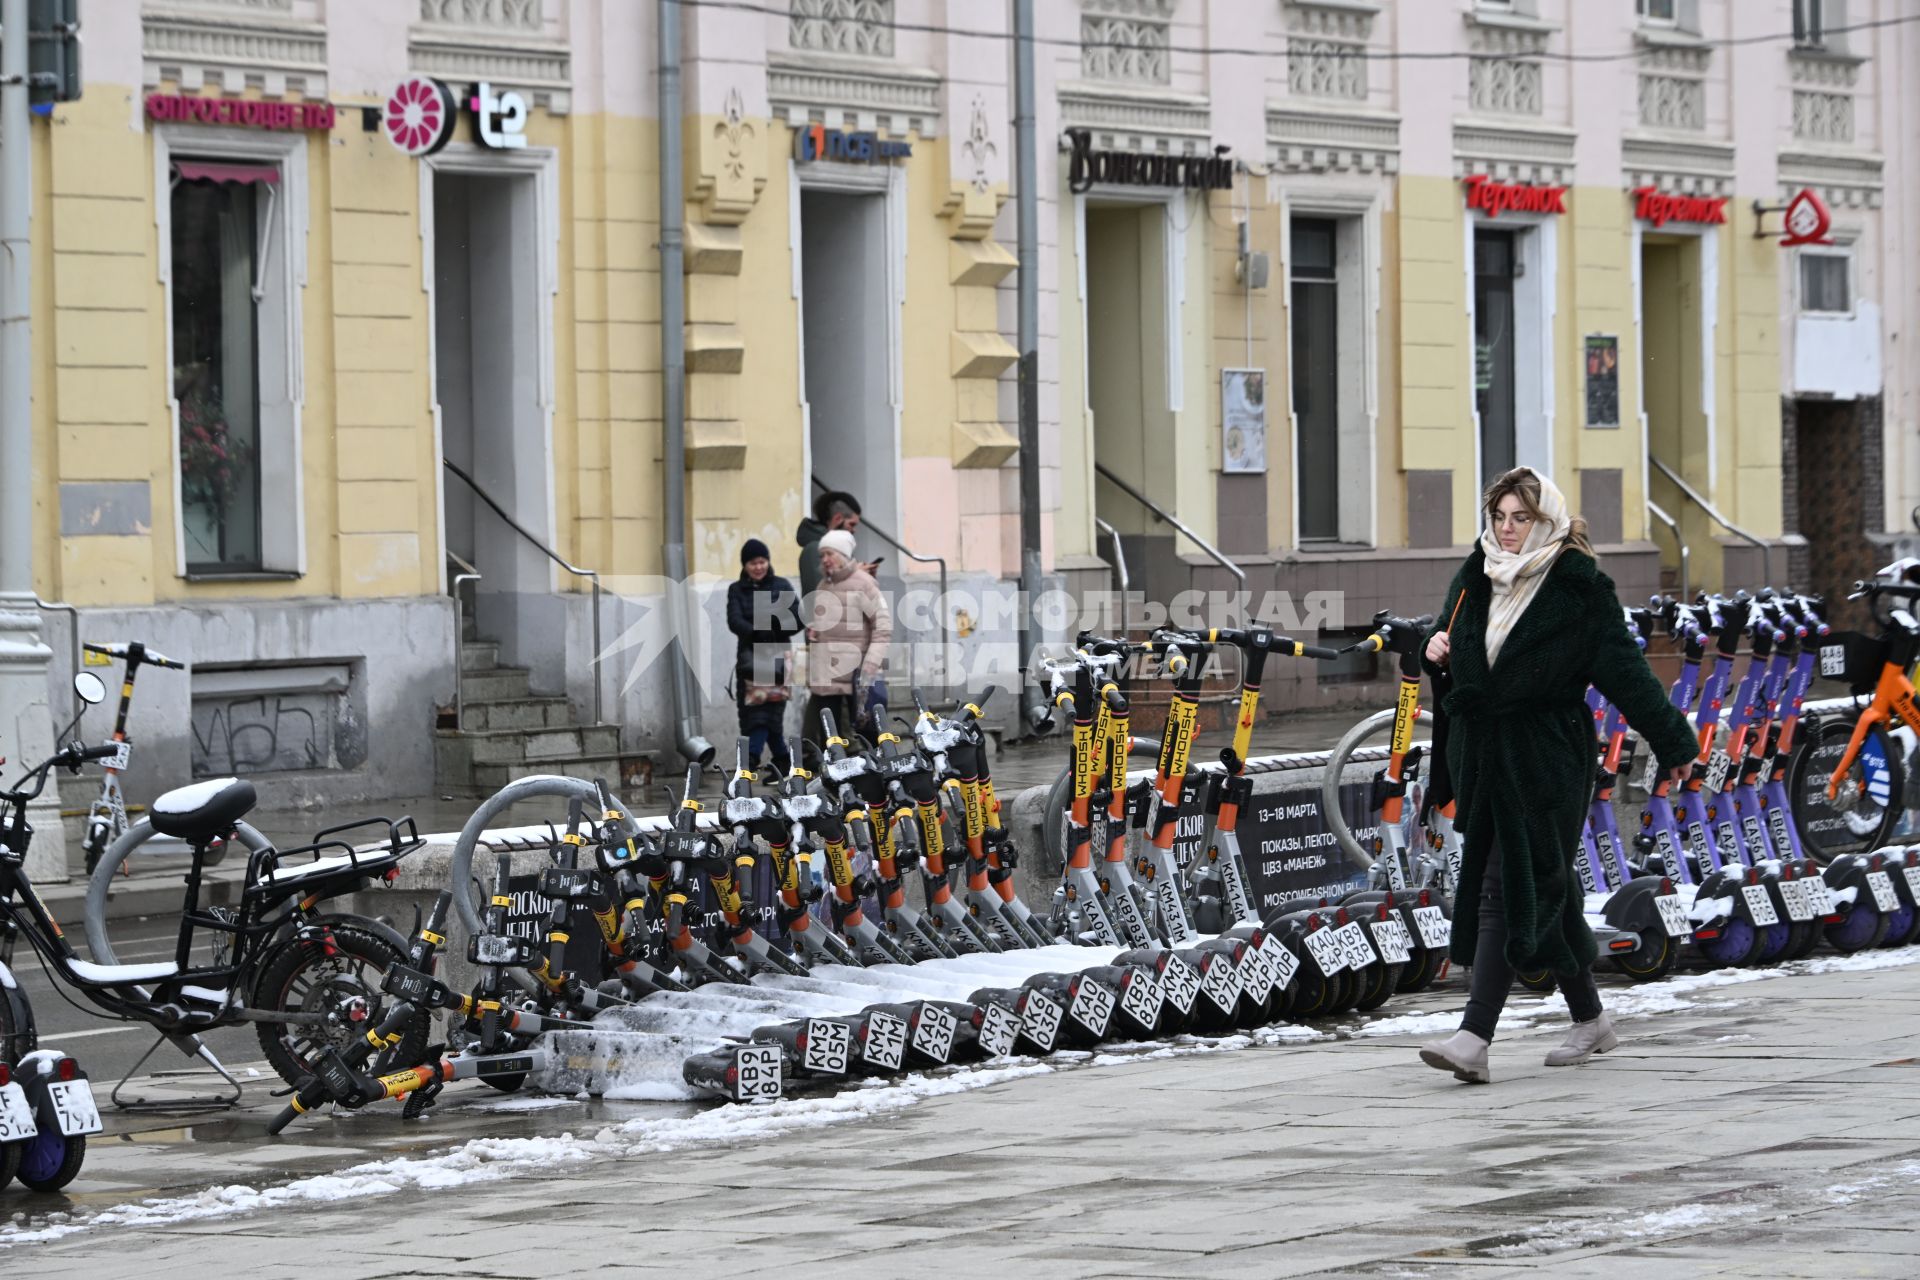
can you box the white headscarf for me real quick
[1477,467,1572,665]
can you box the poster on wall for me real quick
[1222,368,1267,474]
[1585,334,1620,428]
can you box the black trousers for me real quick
[1461,838,1603,1040]
[737,699,791,772]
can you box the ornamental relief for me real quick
[789,0,894,57]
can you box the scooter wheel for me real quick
[1698,917,1762,967]
[0,1137,20,1190]
[1752,921,1794,965]
[1286,963,1332,1020]
[1611,928,1679,982]
[15,1129,85,1193]
[1824,902,1889,953]
[1516,969,1558,994]
[1878,901,1920,948]
[1353,960,1403,1012]
[1789,914,1826,959]
[1327,966,1360,1014]
[1395,946,1446,994]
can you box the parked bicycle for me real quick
[77,640,189,876]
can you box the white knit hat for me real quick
[818,529,857,560]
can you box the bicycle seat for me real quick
[149,777,257,845]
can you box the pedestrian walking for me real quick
[1417,466,1700,1083]
[726,537,802,775]
[804,528,892,756]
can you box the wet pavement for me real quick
[9,950,1920,1275]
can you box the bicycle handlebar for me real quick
[82,641,187,670]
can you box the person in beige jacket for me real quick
[804,528,893,753]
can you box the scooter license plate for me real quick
[1238,946,1275,1002]
[0,1082,36,1143]
[1159,956,1202,1015]
[1372,917,1414,965]
[1200,955,1242,1011]
[105,741,131,771]
[1702,750,1733,794]
[1262,935,1300,991]
[912,1004,957,1063]
[1336,922,1377,970]
[1740,884,1779,927]
[1119,971,1160,1030]
[1805,877,1836,916]
[862,1011,908,1070]
[1304,927,1347,977]
[1866,870,1900,914]
[1904,865,1920,901]
[1019,990,1063,1052]
[1411,905,1451,950]
[1069,979,1116,1035]
[803,1019,851,1074]
[977,1003,1020,1058]
[47,1079,103,1137]
[733,1045,784,1102]
[1654,893,1691,938]
[1778,879,1814,923]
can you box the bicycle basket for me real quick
[1813,629,1891,696]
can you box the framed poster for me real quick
[1585,334,1620,428]
[1222,367,1267,474]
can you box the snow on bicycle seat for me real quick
[149,777,257,845]
[66,957,181,985]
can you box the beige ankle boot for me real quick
[1544,1013,1618,1066]
[1418,1029,1491,1083]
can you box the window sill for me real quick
[182,570,304,583]
[1633,26,1708,51]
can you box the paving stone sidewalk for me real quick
[11,954,1920,1278]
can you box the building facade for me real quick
[21,0,1917,832]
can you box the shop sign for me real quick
[471,81,528,150]
[383,75,456,157]
[1463,174,1566,218]
[1780,187,1834,247]
[1067,129,1233,195]
[794,123,911,164]
[1631,187,1727,228]
[145,93,336,131]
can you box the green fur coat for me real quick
[1426,547,1700,976]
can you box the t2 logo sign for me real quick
[471,81,528,150]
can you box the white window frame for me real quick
[1463,203,1560,492]
[154,124,309,579]
[1796,244,1855,317]
[1636,0,1678,27]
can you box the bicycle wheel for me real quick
[1320,708,1438,875]
[1786,716,1903,863]
[82,818,275,966]
[1041,735,1161,873]
[448,775,644,935]
[252,921,429,1090]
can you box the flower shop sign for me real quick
[146,94,337,131]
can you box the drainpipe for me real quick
[658,0,714,766]
[1013,0,1051,736]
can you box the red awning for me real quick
[174,160,280,186]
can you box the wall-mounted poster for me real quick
[1222,367,1267,473]
[1585,334,1620,428]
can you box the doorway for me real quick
[432,170,548,623]
[1473,229,1517,487]
[1639,234,1706,581]
[1085,202,1175,541]
[800,188,896,534]
[1290,217,1339,541]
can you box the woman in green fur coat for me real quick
[1416,467,1701,1084]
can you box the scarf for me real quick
[1477,468,1572,665]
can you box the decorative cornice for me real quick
[141,9,328,98]
[1788,48,1864,88]
[1282,0,1380,42]
[1057,81,1212,154]
[766,52,942,138]
[1083,0,1177,16]
[1266,103,1399,175]
[1452,119,1575,185]
[407,30,571,114]
[1463,6,1556,55]
[1621,133,1734,196]
[1778,148,1885,210]
[1637,42,1709,75]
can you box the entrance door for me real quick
[800,189,896,534]
[1474,230,1517,487]
[1085,203,1175,546]
[1290,218,1339,541]
[433,171,547,623]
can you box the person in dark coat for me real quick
[727,538,803,773]
[796,490,877,599]
[1417,466,1700,1084]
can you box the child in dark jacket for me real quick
[727,538,803,773]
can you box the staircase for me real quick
[434,635,626,794]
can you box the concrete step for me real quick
[459,696,574,732]
[470,754,626,791]
[459,667,531,702]
[459,724,623,766]
[460,641,500,672]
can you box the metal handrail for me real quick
[1093,462,1247,587]
[1645,499,1689,604]
[447,551,482,730]
[1095,516,1129,595]
[1648,454,1771,586]
[810,478,953,688]
[32,596,80,690]
[444,459,602,724]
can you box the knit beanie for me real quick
[818,529,857,560]
[740,537,770,566]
